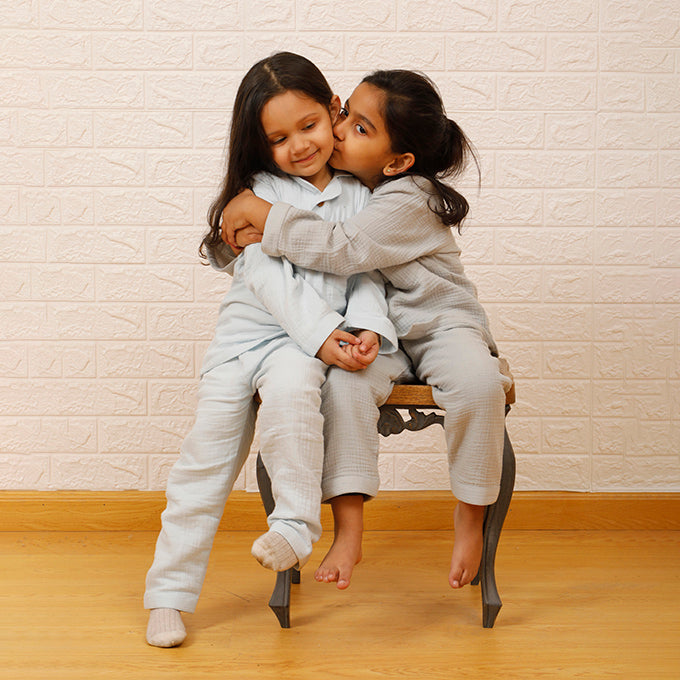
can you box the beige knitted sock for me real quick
[251,531,298,571]
[146,608,186,648]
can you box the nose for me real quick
[333,116,347,141]
[291,133,309,154]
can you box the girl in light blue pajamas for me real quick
[144,53,396,647]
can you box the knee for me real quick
[438,361,506,412]
[322,366,388,408]
[323,368,364,401]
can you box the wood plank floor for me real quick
[1,529,678,679]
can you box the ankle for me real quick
[455,501,485,523]
[330,493,365,539]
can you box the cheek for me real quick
[270,147,287,167]
[316,131,330,151]
[349,144,378,171]
[318,125,335,149]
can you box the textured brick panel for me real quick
[0,0,677,492]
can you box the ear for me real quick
[382,152,415,177]
[329,95,342,124]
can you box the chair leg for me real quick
[256,454,295,628]
[256,453,275,516]
[268,569,292,628]
[473,426,516,628]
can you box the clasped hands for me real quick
[317,329,381,372]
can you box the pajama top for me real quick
[202,172,397,376]
[259,175,498,353]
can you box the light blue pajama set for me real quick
[260,176,513,507]
[144,173,396,613]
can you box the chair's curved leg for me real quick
[256,453,275,516]
[477,426,516,628]
[470,517,485,588]
[256,454,294,628]
[269,569,292,628]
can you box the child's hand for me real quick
[342,329,380,368]
[232,225,263,250]
[221,189,270,251]
[316,329,365,371]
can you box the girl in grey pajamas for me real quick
[144,53,396,648]
[222,70,513,594]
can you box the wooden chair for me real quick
[256,364,516,629]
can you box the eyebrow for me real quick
[344,99,377,132]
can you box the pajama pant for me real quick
[321,327,511,506]
[144,337,327,613]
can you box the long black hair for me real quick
[200,52,334,258]
[361,70,479,232]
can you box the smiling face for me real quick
[260,90,337,191]
[329,82,405,189]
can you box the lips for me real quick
[295,150,318,164]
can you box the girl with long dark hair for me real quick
[144,53,396,647]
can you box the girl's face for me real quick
[330,82,398,190]
[260,90,338,191]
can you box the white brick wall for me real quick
[1,0,678,492]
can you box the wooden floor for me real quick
[2,528,679,679]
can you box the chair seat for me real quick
[383,383,437,407]
[384,380,515,409]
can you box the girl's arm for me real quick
[206,226,266,272]
[205,240,239,274]
[238,243,351,359]
[234,175,366,363]
[221,190,271,253]
[223,178,442,276]
[228,187,399,354]
[207,183,272,268]
[203,175,360,366]
[342,272,397,355]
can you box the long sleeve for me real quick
[204,173,280,274]
[342,272,397,354]
[238,243,343,357]
[261,177,449,276]
[206,173,349,357]
[206,240,238,274]
[259,176,495,349]
[204,171,410,358]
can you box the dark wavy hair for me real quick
[361,70,479,232]
[200,52,334,259]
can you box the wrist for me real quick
[249,195,271,231]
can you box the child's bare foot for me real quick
[315,493,364,589]
[314,533,362,590]
[449,501,485,589]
